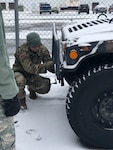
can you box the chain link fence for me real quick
[1,0,113,56]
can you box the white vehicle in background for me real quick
[93,5,107,14]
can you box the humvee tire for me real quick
[66,64,113,148]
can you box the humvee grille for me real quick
[68,19,109,33]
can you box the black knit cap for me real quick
[27,32,41,47]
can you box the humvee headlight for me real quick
[69,50,78,60]
[80,46,90,51]
[78,43,91,51]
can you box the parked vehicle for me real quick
[108,4,113,13]
[52,17,113,149]
[78,4,89,14]
[92,2,99,11]
[39,3,51,14]
[51,7,59,13]
[93,5,107,14]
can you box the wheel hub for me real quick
[93,91,113,129]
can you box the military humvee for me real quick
[52,16,113,148]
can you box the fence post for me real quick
[14,0,19,48]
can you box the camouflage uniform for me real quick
[0,101,15,150]
[13,43,53,99]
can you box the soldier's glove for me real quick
[2,95,20,117]
[45,61,55,73]
[38,64,47,73]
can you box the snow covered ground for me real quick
[14,74,90,150]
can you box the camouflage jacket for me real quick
[13,43,52,75]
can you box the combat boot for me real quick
[20,97,27,110]
[29,88,37,100]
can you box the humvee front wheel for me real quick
[66,64,113,148]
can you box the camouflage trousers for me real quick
[0,97,15,150]
[14,72,51,99]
